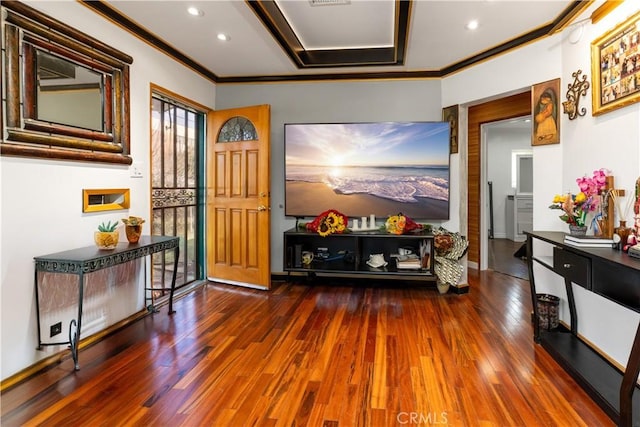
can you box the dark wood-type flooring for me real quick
[489,238,528,280]
[1,270,613,426]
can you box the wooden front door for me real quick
[206,105,271,289]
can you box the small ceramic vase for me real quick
[125,225,142,244]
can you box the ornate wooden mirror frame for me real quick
[2,2,133,164]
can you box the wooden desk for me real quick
[526,231,640,426]
[34,236,179,370]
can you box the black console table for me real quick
[526,231,640,426]
[34,235,180,370]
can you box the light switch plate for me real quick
[130,163,143,178]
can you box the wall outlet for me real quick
[50,321,62,337]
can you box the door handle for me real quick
[258,205,268,211]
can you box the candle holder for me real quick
[361,216,368,230]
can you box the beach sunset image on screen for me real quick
[284,122,450,220]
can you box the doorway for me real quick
[482,117,531,279]
[150,91,206,296]
[467,91,531,270]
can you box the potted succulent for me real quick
[94,220,119,250]
[122,216,145,243]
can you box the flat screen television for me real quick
[284,121,450,220]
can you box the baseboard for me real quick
[0,280,206,392]
[0,308,149,392]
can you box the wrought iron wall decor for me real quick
[562,69,590,120]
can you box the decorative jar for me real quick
[614,221,631,248]
[94,231,119,250]
[122,216,145,243]
[568,224,587,236]
[125,225,143,243]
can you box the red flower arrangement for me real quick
[385,213,423,235]
[306,209,348,237]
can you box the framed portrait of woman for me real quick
[442,104,459,154]
[531,78,560,146]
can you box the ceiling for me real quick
[85,0,590,83]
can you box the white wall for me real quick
[1,1,215,379]
[444,0,640,369]
[215,80,452,273]
[558,0,640,370]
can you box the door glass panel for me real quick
[187,111,197,188]
[218,117,257,142]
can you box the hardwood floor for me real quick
[1,272,613,426]
[488,238,528,280]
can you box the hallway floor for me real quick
[488,238,528,280]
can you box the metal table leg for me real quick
[168,245,179,315]
[71,271,85,370]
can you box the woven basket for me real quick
[433,228,469,286]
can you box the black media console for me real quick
[283,228,436,281]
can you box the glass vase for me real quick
[94,231,119,250]
[594,218,605,237]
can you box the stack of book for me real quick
[563,234,614,248]
[395,254,422,270]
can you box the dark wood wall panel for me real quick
[467,91,531,265]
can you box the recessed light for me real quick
[187,7,204,17]
[217,33,230,42]
[466,20,479,30]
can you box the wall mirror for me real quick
[1,1,133,164]
[36,50,104,132]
